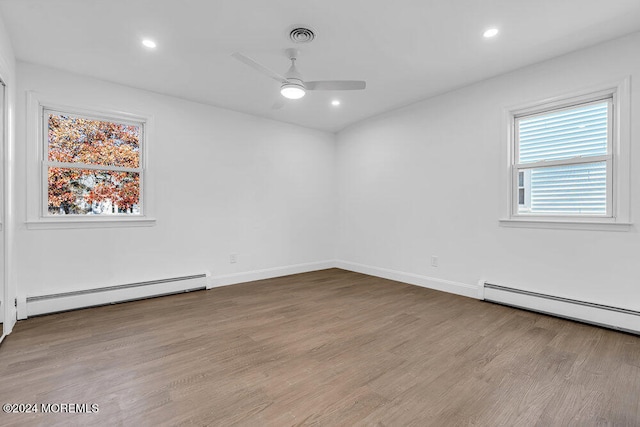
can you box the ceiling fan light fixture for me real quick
[281,83,306,99]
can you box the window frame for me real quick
[500,78,631,231]
[26,92,156,229]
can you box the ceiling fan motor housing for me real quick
[280,80,306,99]
[281,56,306,99]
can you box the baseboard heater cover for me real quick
[483,282,640,335]
[24,274,208,318]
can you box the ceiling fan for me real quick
[232,48,366,103]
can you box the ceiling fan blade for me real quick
[305,81,366,91]
[231,52,288,84]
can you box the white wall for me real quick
[15,62,337,302]
[0,9,16,334]
[10,31,640,320]
[336,32,640,310]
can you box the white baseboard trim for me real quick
[334,260,479,299]
[208,260,335,288]
[22,275,208,318]
[16,260,477,320]
[17,262,335,319]
[483,282,640,335]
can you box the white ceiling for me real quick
[2,0,640,133]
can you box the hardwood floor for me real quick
[0,268,638,426]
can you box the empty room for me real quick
[0,0,639,425]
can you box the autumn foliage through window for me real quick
[46,111,142,215]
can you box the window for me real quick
[515,99,610,216]
[26,92,155,229]
[45,110,143,216]
[503,79,631,229]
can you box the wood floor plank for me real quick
[0,268,638,426]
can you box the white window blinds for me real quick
[515,100,611,216]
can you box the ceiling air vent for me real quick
[289,27,315,44]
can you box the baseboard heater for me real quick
[483,282,640,335]
[24,274,208,318]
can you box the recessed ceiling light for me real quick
[483,28,499,38]
[142,39,157,49]
[331,100,341,106]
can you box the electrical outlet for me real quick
[230,253,238,264]
[431,256,439,267]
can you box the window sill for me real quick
[499,218,632,232]
[26,217,157,230]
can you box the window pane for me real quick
[518,102,608,164]
[48,113,140,168]
[518,162,606,215]
[48,167,140,215]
